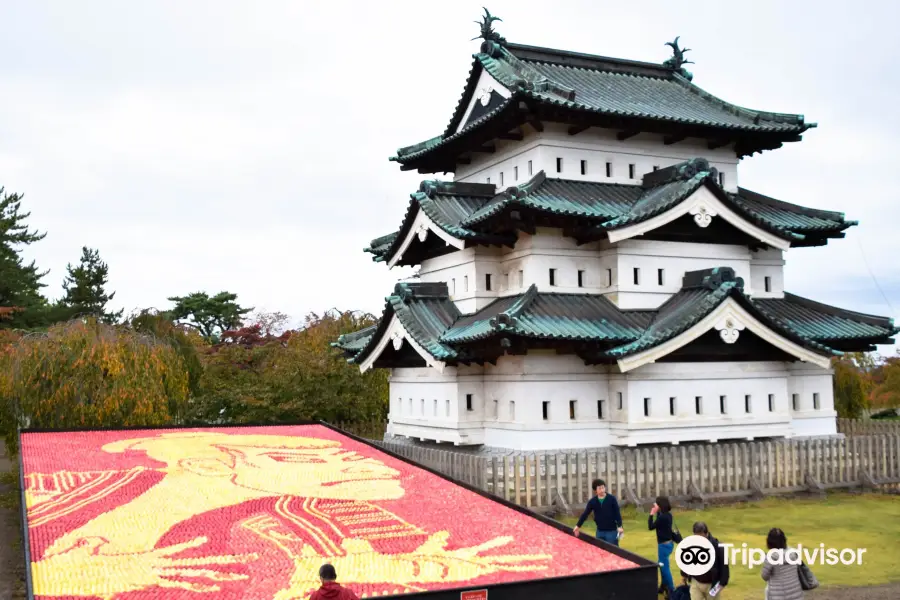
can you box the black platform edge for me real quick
[18,421,659,600]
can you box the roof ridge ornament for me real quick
[474,7,506,45]
[663,36,694,81]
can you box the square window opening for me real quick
[569,400,577,420]
[606,268,613,287]
[695,396,702,415]
[720,395,727,414]
[445,399,450,417]
[514,166,519,181]
[719,172,725,187]
[628,164,636,179]
[485,274,492,291]
[549,268,557,286]
[464,275,468,292]
[466,394,473,411]
[768,394,775,412]
[617,392,623,410]
[653,165,660,171]
[556,157,563,173]
[792,393,799,411]
[580,160,587,175]
[542,401,549,421]
[577,270,585,288]
[605,162,612,177]
[643,398,650,417]
[745,394,751,413]
[764,276,772,293]
[528,160,533,175]
[597,400,605,420]
[633,267,640,285]
[499,172,504,186]
[813,393,820,410]
[658,268,664,286]
[669,397,676,416]
[510,401,516,421]
[517,270,524,288]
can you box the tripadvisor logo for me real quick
[675,535,716,576]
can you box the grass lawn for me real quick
[559,492,900,600]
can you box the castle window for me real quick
[628,164,636,179]
[445,399,450,417]
[556,157,563,173]
[669,397,676,416]
[466,394,474,411]
[464,275,469,292]
[695,396,702,415]
[580,160,587,175]
[768,394,775,412]
[720,395,727,414]
[486,177,491,184]
[658,268,664,286]
[633,268,640,285]
[653,165,659,171]
[504,272,509,289]
[813,393,820,410]
[719,172,725,187]
[493,399,498,418]
[764,276,772,293]
[549,268,557,286]
[433,399,437,415]
[605,161,612,177]
[451,278,456,295]
[485,274,492,291]
[617,392,623,410]
[542,401,549,420]
[569,400,577,420]
[792,393,799,411]
[607,268,613,287]
[643,398,651,417]
[528,160,533,175]
[745,395,752,413]
[514,166,519,181]
[409,398,413,413]
[421,398,424,415]
[597,400,605,419]
[518,270,524,288]
[577,270,585,288]
[499,172,504,186]
[510,401,516,421]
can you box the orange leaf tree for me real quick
[0,318,190,454]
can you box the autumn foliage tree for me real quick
[0,319,191,454]
[832,355,872,418]
[187,310,388,429]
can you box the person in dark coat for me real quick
[573,478,624,545]
[680,522,729,599]
[309,564,361,600]
[649,495,676,597]
[761,528,804,600]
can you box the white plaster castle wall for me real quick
[454,124,739,192]
[385,355,837,450]
[415,230,778,312]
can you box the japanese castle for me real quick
[335,12,898,451]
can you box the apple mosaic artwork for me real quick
[20,425,636,599]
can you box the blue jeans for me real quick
[595,529,619,546]
[658,541,675,593]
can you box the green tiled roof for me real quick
[339,268,897,369]
[606,267,840,359]
[441,284,650,344]
[367,160,853,265]
[365,180,515,265]
[349,282,461,365]
[392,42,813,166]
[755,293,898,342]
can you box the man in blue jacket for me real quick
[573,479,624,546]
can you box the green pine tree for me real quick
[61,246,123,324]
[0,187,49,328]
[167,291,252,342]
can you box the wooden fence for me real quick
[376,435,900,511]
[837,418,900,436]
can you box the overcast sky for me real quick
[1,1,898,350]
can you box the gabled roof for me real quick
[392,41,814,170]
[338,269,897,371]
[342,282,461,368]
[366,159,855,266]
[606,267,838,361]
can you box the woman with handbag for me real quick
[761,528,816,600]
[649,495,680,598]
